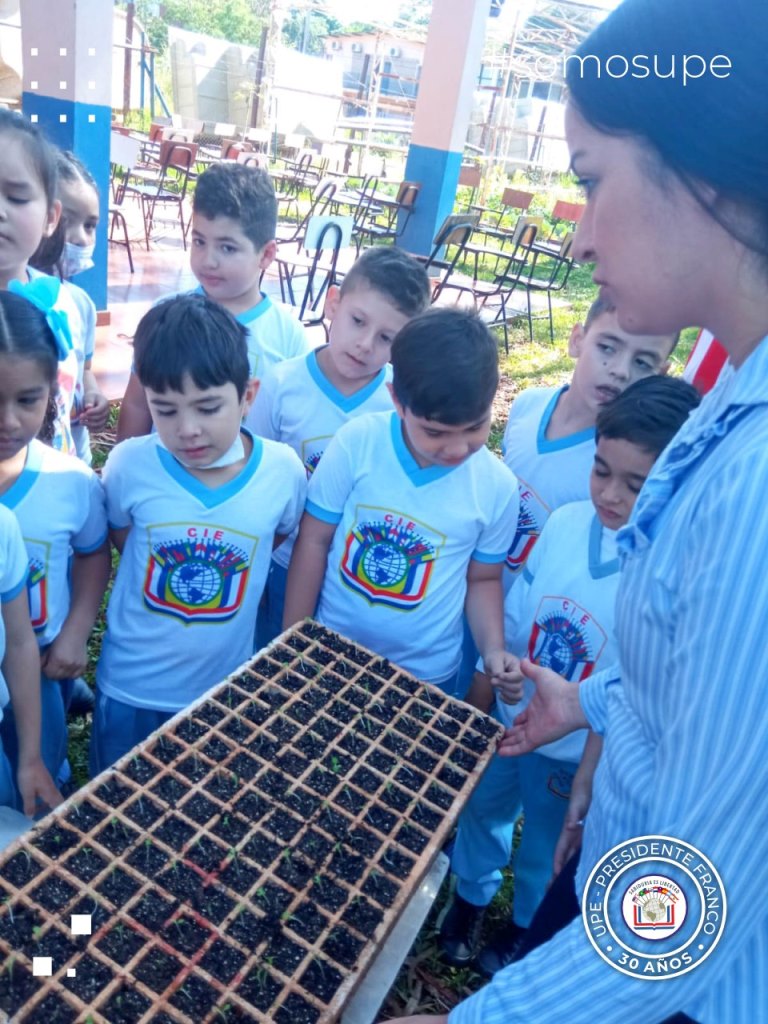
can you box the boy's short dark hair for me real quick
[340,246,431,317]
[133,294,250,400]
[391,308,498,424]
[583,294,680,355]
[596,375,700,453]
[192,163,277,250]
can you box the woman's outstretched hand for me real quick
[498,659,588,757]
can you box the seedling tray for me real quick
[0,622,502,1023]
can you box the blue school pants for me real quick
[255,561,289,652]
[89,690,175,777]
[451,747,576,927]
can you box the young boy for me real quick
[283,307,520,695]
[116,162,310,440]
[248,246,431,646]
[439,376,701,971]
[91,294,306,774]
[503,296,677,581]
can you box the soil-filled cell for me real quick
[101,983,152,1023]
[199,937,247,984]
[134,946,183,994]
[96,866,141,909]
[321,924,364,968]
[97,922,145,966]
[61,952,113,1000]
[64,800,107,833]
[274,991,321,1024]
[124,794,164,829]
[300,956,344,1002]
[31,823,79,859]
[162,915,211,957]
[126,841,169,878]
[18,992,78,1023]
[123,754,155,784]
[129,888,177,931]
[0,850,43,888]
[180,792,219,826]
[237,967,281,1012]
[30,875,77,913]
[169,972,218,1017]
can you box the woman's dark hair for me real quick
[133,293,251,399]
[566,0,768,260]
[596,375,700,454]
[391,307,498,424]
[0,291,60,443]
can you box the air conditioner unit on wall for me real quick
[351,42,363,53]
[389,46,402,58]
[330,40,342,50]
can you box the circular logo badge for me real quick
[582,835,726,980]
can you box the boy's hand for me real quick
[16,757,62,817]
[498,659,588,757]
[483,649,524,704]
[78,389,110,431]
[40,629,88,680]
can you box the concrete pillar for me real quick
[399,0,489,255]
[20,0,112,310]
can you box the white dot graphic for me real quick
[59,114,67,123]
[66,967,77,978]
[71,914,92,936]
[88,114,96,123]
[32,957,52,977]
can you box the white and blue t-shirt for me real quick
[26,269,91,458]
[502,385,595,579]
[98,430,306,711]
[238,293,311,377]
[62,280,97,465]
[495,500,620,763]
[247,349,393,568]
[0,506,32,716]
[0,440,107,648]
[307,412,519,686]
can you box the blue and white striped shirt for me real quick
[450,336,768,1023]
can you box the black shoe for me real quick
[476,921,529,977]
[438,894,486,966]
[68,677,95,717]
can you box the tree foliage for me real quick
[125,1,269,54]
[281,6,343,56]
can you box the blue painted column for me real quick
[20,0,112,310]
[400,0,489,255]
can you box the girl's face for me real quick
[0,135,60,287]
[566,104,725,338]
[60,174,99,248]
[0,354,51,460]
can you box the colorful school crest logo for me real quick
[301,435,332,478]
[505,480,549,574]
[528,595,606,681]
[26,544,49,633]
[143,523,256,624]
[340,506,443,609]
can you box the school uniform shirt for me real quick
[62,280,97,465]
[246,349,393,568]
[502,385,595,580]
[494,500,620,763]
[0,506,32,715]
[26,269,90,458]
[151,289,310,380]
[0,440,107,648]
[307,411,519,685]
[98,431,306,711]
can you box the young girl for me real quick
[0,503,61,820]
[0,109,98,460]
[30,148,110,464]
[55,151,110,464]
[0,290,109,795]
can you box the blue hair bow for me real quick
[8,274,73,361]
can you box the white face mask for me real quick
[62,241,95,279]
[165,432,246,470]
